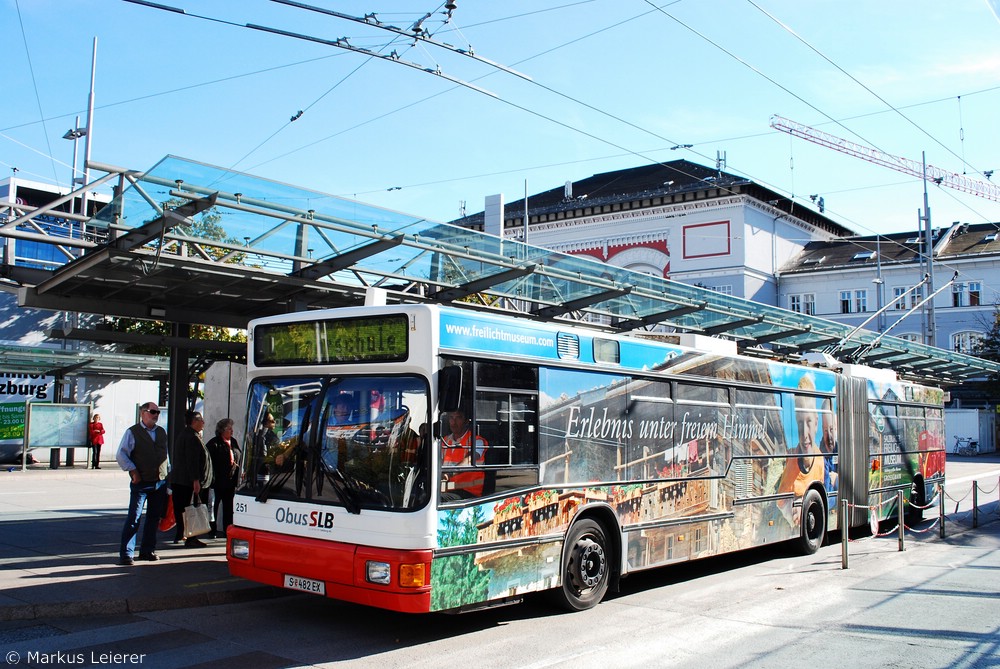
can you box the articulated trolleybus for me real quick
[228,304,944,613]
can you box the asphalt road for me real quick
[1,457,997,669]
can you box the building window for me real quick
[709,285,733,296]
[854,289,868,313]
[893,287,907,310]
[840,290,852,314]
[911,287,923,309]
[897,333,920,343]
[953,282,982,307]
[952,331,984,354]
[790,294,815,315]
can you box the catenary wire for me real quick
[745,0,993,183]
[8,2,997,286]
[13,0,59,187]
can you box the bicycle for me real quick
[953,435,979,457]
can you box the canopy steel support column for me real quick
[168,322,191,458]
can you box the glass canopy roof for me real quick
[68,155,1000,385]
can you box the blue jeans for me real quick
[119,479,166,558]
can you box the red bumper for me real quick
[227,526,433,613]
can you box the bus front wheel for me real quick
[551,519,610,611]
[798,489,825,555]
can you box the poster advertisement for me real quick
[0,372,56,462]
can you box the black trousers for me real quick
[212,484,235,535]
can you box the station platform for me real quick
[0,466,285,621]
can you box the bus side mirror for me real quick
[438,365,463,413]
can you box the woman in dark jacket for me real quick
[205,417,241,538]
[169,410,214,547]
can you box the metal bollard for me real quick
[973,481,978,529]
[841,499,849,569]
[939,483,946,539]
[897,490,904,551]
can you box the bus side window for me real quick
[474,392,537,466]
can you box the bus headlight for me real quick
[366,561,391,585]
[230,539,250,560]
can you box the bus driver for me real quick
[441,408,488,497]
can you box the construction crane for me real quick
[769,115,1000,203]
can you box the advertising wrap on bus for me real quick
[440,311,559,360]
[230,305,946,614]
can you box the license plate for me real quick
[284,574,326,595]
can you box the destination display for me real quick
[254,315,408,366]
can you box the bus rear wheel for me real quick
[798,489,825,555]
[551,519,610,611]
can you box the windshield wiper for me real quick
[324,467,362,514]
[255,460,294,503]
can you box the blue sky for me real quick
[3,1,999,237]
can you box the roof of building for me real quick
[780,221,1000,274]
[451,159,855,237]
[937,222,1000,257]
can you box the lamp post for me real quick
[62,117,87,215]
[873,237,884,332]
[872,277,885,333]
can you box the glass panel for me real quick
[594,338,620,364]
[626,378,674,479]
[676,383,728,405]
[734,389,781,407]
[241,375,429,510]
[82,155,997,383]
[539,368,629,485]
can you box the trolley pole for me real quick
[841,499,849,569]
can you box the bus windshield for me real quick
[240,375,430,511]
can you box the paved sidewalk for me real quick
[1,456,998,622]
[0,466,285,621]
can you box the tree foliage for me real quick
[430,506,493,610]
[103,318,245,356]
[105,203,248,355]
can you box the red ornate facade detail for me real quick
[565,239,671,277]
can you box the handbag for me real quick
[182,493,211,539]
[158,491,176,532]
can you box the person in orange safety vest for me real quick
[441,409,488,497]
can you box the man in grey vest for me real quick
[115,401,169,565]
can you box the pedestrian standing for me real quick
[89,413,105,469]
[170,410,214,547]
[206,418,241,538]
[115,402,168,565]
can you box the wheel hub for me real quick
[576,538,606,588]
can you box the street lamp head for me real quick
[62,128,87,140]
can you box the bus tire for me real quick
[798,489,825,555]
[551,518,610,611]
